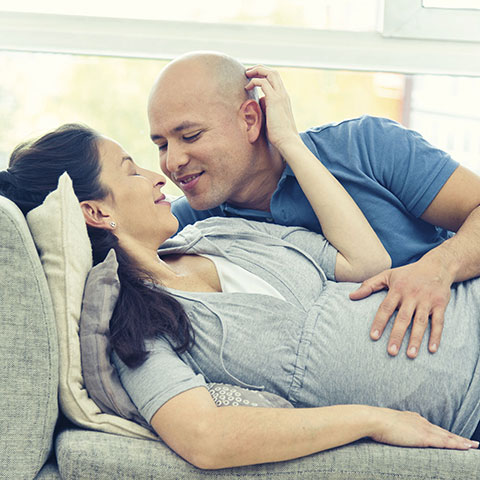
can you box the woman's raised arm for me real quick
[245,66,391,282]
[151,387,476,470]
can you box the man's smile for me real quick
[176,172,204,190]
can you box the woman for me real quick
[1,69,479,470]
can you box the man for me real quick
[147,51,480,359]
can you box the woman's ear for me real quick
[239,99,263,143]
[80,200,114,230]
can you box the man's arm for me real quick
[350,165,480,358]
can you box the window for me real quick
[0,0,381,31]
[383,0,480,42]
[0,52,408,188]
[407,76,480,174]
[423,1,480,9]
[1,0,479,184]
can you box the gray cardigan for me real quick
[113,217,480,438]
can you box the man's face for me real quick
[148,70,257,211]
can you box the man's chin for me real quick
[184,193,222,212]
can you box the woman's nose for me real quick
[155,174,166,188]
[139,167,166,187]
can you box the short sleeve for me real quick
[364,117,458,218]
[112,338,207,423]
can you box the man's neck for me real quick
[228,145,286,212]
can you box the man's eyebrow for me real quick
[150,121,202,141]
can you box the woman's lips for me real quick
[154,194,170,206]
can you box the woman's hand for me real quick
[371,408,478,450]
[244,66,390,281]
[245,65,300,154]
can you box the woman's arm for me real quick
[245,66,391,282]
[151,387,477,470]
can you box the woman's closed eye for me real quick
[129,165,143,177]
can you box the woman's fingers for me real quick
[245,65,284,91]
[427,424,478,450]
[372,409,479,450]
[244,65,299,151]
[245,76,276,96]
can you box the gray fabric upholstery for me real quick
[0,195,59,479]
[56,429,480,480]
[35,460,62,480]
[2,192,480,479]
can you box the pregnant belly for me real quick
[290,281,477,432]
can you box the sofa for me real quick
[2,187,480,480]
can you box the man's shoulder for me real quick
[301,115,399,139]
[300,116,407,161]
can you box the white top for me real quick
[201,254,285,300]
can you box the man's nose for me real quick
[164,144,189,174]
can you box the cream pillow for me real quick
[26,172,157,440]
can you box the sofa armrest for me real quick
[0,195,59,479]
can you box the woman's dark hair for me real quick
[0,123,192,368]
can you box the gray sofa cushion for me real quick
[35,460,62,480]
[56,428,480,480]
[0,195,59,479]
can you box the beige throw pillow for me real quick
[26,172,157,440]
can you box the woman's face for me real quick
[96,136,178,247]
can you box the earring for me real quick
[110,221,116,228]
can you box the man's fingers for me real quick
[369,292,401,342]
[406,307,430,358]
[428,306,446,353]
[352,260,452,357]
[386,301,416,356]
[349,283,375,300]
[349,272,389,301]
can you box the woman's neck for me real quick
[118,236,222,293]
[119,237,177,285]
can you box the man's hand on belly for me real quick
[349,254,453,358]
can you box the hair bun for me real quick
[0,169,19,188]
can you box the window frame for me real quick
[0,8,479,76]
[383,0,480,42]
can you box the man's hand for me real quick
[349,254,454,358]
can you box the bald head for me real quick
[149,51,258,109]
[147,52,274,211]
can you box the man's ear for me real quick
[80,200,113,230]
[239,99,263,143]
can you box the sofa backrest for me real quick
[0,195,59,479]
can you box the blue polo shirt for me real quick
[171,116,458,267]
